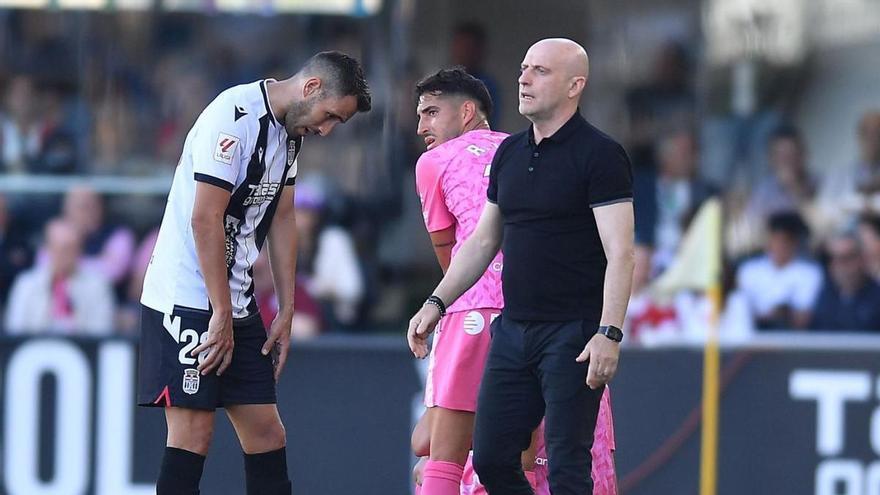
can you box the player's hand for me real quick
[192,310,234,376]
[407,304,441,358]
[262,311,293,382]
[413,456,427,486]
[576,333,620,389]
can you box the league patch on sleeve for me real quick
[214,133,240,165]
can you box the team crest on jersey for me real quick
[182,368,200,395]
[214,133,240,165]
[287,140,297,166]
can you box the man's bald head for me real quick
[528,38,589,80]
[518,38,590,123]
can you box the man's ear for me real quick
[461,100,477,124]
[303,77,323,98]
[568,76,587,99]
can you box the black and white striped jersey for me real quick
[142,79,301,319]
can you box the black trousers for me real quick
[473,315,603,495]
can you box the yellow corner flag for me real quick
[650,198,722,296]
[648,198,723,495]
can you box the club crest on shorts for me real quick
[183,368,200,395]
[463,311,486,335]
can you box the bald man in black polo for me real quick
[407,39,635,495]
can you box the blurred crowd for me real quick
[0,10,379,176]
[1,9,880,342]
[623,40,880,343]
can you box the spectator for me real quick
[728,125,830,257]
[809,232,880,331]
[295,181,364,328]
[4,218,114,335]
[0,75,40,173]
[625,40,696,170]
[745,126,815,220]
[450,22,501,125]
[0,193,33,310]
[154,62,215,166]
[91,82,141,172]
[818,111,880,220]
[30,81,78,174]
[853,111,880,195]
[633,128,717,271]
[734,212,822,330]
[857,215,880,281]
[60,186,135,285]
[0,75,78,174]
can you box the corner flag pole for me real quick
[698,206,723,495]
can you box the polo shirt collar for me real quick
[526,109,586,147]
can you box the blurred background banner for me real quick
[2,336,880,494]
[1,0,880,493]
[0,0,382,14]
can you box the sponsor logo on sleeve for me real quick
[214,133,240,165]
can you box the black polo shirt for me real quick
[487,111,633,322]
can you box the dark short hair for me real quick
[453,22,487,45]
[415,67,493,120]
[859,214,880,236]
[302,51,371,113]
[767,211,809,239]
[768,124,803,148]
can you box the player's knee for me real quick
[247,418,287,453]
[262,421,287,450]
[168,417,214,454]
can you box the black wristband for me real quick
[425,295,447,317]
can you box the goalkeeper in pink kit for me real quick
[409,67,618,494]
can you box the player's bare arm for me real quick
[577,201,635,389]
[429,226,455,273]
[264,185,297,381]
[190,181,235,376]
[407,201,503,358]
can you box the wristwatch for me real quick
[598,325,623,343]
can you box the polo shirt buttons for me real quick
[528,166,534,172]
[533,152,539,157]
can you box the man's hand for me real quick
[407,305,442,358]
[413,456,427,486]
[576,333,620,389]
[192,310,234,376]
[263,311,293,382]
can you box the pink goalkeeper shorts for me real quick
[424,308,499,412]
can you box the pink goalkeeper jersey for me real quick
[415,129,508,313]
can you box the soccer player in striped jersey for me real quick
[137,51,370,495]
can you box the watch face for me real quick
[602,325,623,342]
